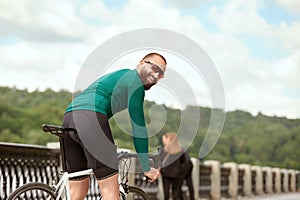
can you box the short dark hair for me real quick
[142,52,167,65]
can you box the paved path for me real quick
[240,192,300,200]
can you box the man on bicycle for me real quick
[62,52,166,199]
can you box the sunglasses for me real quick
[144,60,164,78]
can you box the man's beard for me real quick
[144,83,155,90]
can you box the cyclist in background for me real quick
[62,53,167,199]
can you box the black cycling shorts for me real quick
[62,110,118,180]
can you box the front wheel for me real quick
[7,182,60,200]
[127,186,150,200]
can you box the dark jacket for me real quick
[161,149,193,179]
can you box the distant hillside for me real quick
[0,86,299,170]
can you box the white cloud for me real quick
[275,0,300,14]
[208,0,300,54]
[0,0,90,41]
[165,0,203,9]
[273,50,300,87]
[276,21,300,52]
[203,0,300,118]
[209,0,268,35]
[0,0,299,118]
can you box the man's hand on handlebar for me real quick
[143,167,160,182]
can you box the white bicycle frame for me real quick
[51,165,130,200]
[52,169,94,200]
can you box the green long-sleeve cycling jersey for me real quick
[65,69,150,171]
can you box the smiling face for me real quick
[136,54,166,90]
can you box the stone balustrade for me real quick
[1,142,299,199]
[188,158,299,200]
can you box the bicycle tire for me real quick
[98,186,150,200]
[7,182,60,200]
[127,186,150,200]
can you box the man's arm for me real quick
[128,86,150,172]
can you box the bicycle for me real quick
[7,124,161,200]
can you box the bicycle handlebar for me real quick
[117,148,161,169]
[117,151,160,160]
[118,150,161,182]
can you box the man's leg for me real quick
[68,111,119,199]
[62,112,90,200]
[98,173,120,199]
[69,177,90,200]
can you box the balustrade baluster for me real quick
[23,160,30,184]
[40,160,48,184]
[16,164,24,189]
[51,163,58,182]
[4,160,11,199]
[46,163,53,185]
[11,159,18,192]
[35,161,42,183]
[0,159,6,200]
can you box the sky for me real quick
[0,0,299,119]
